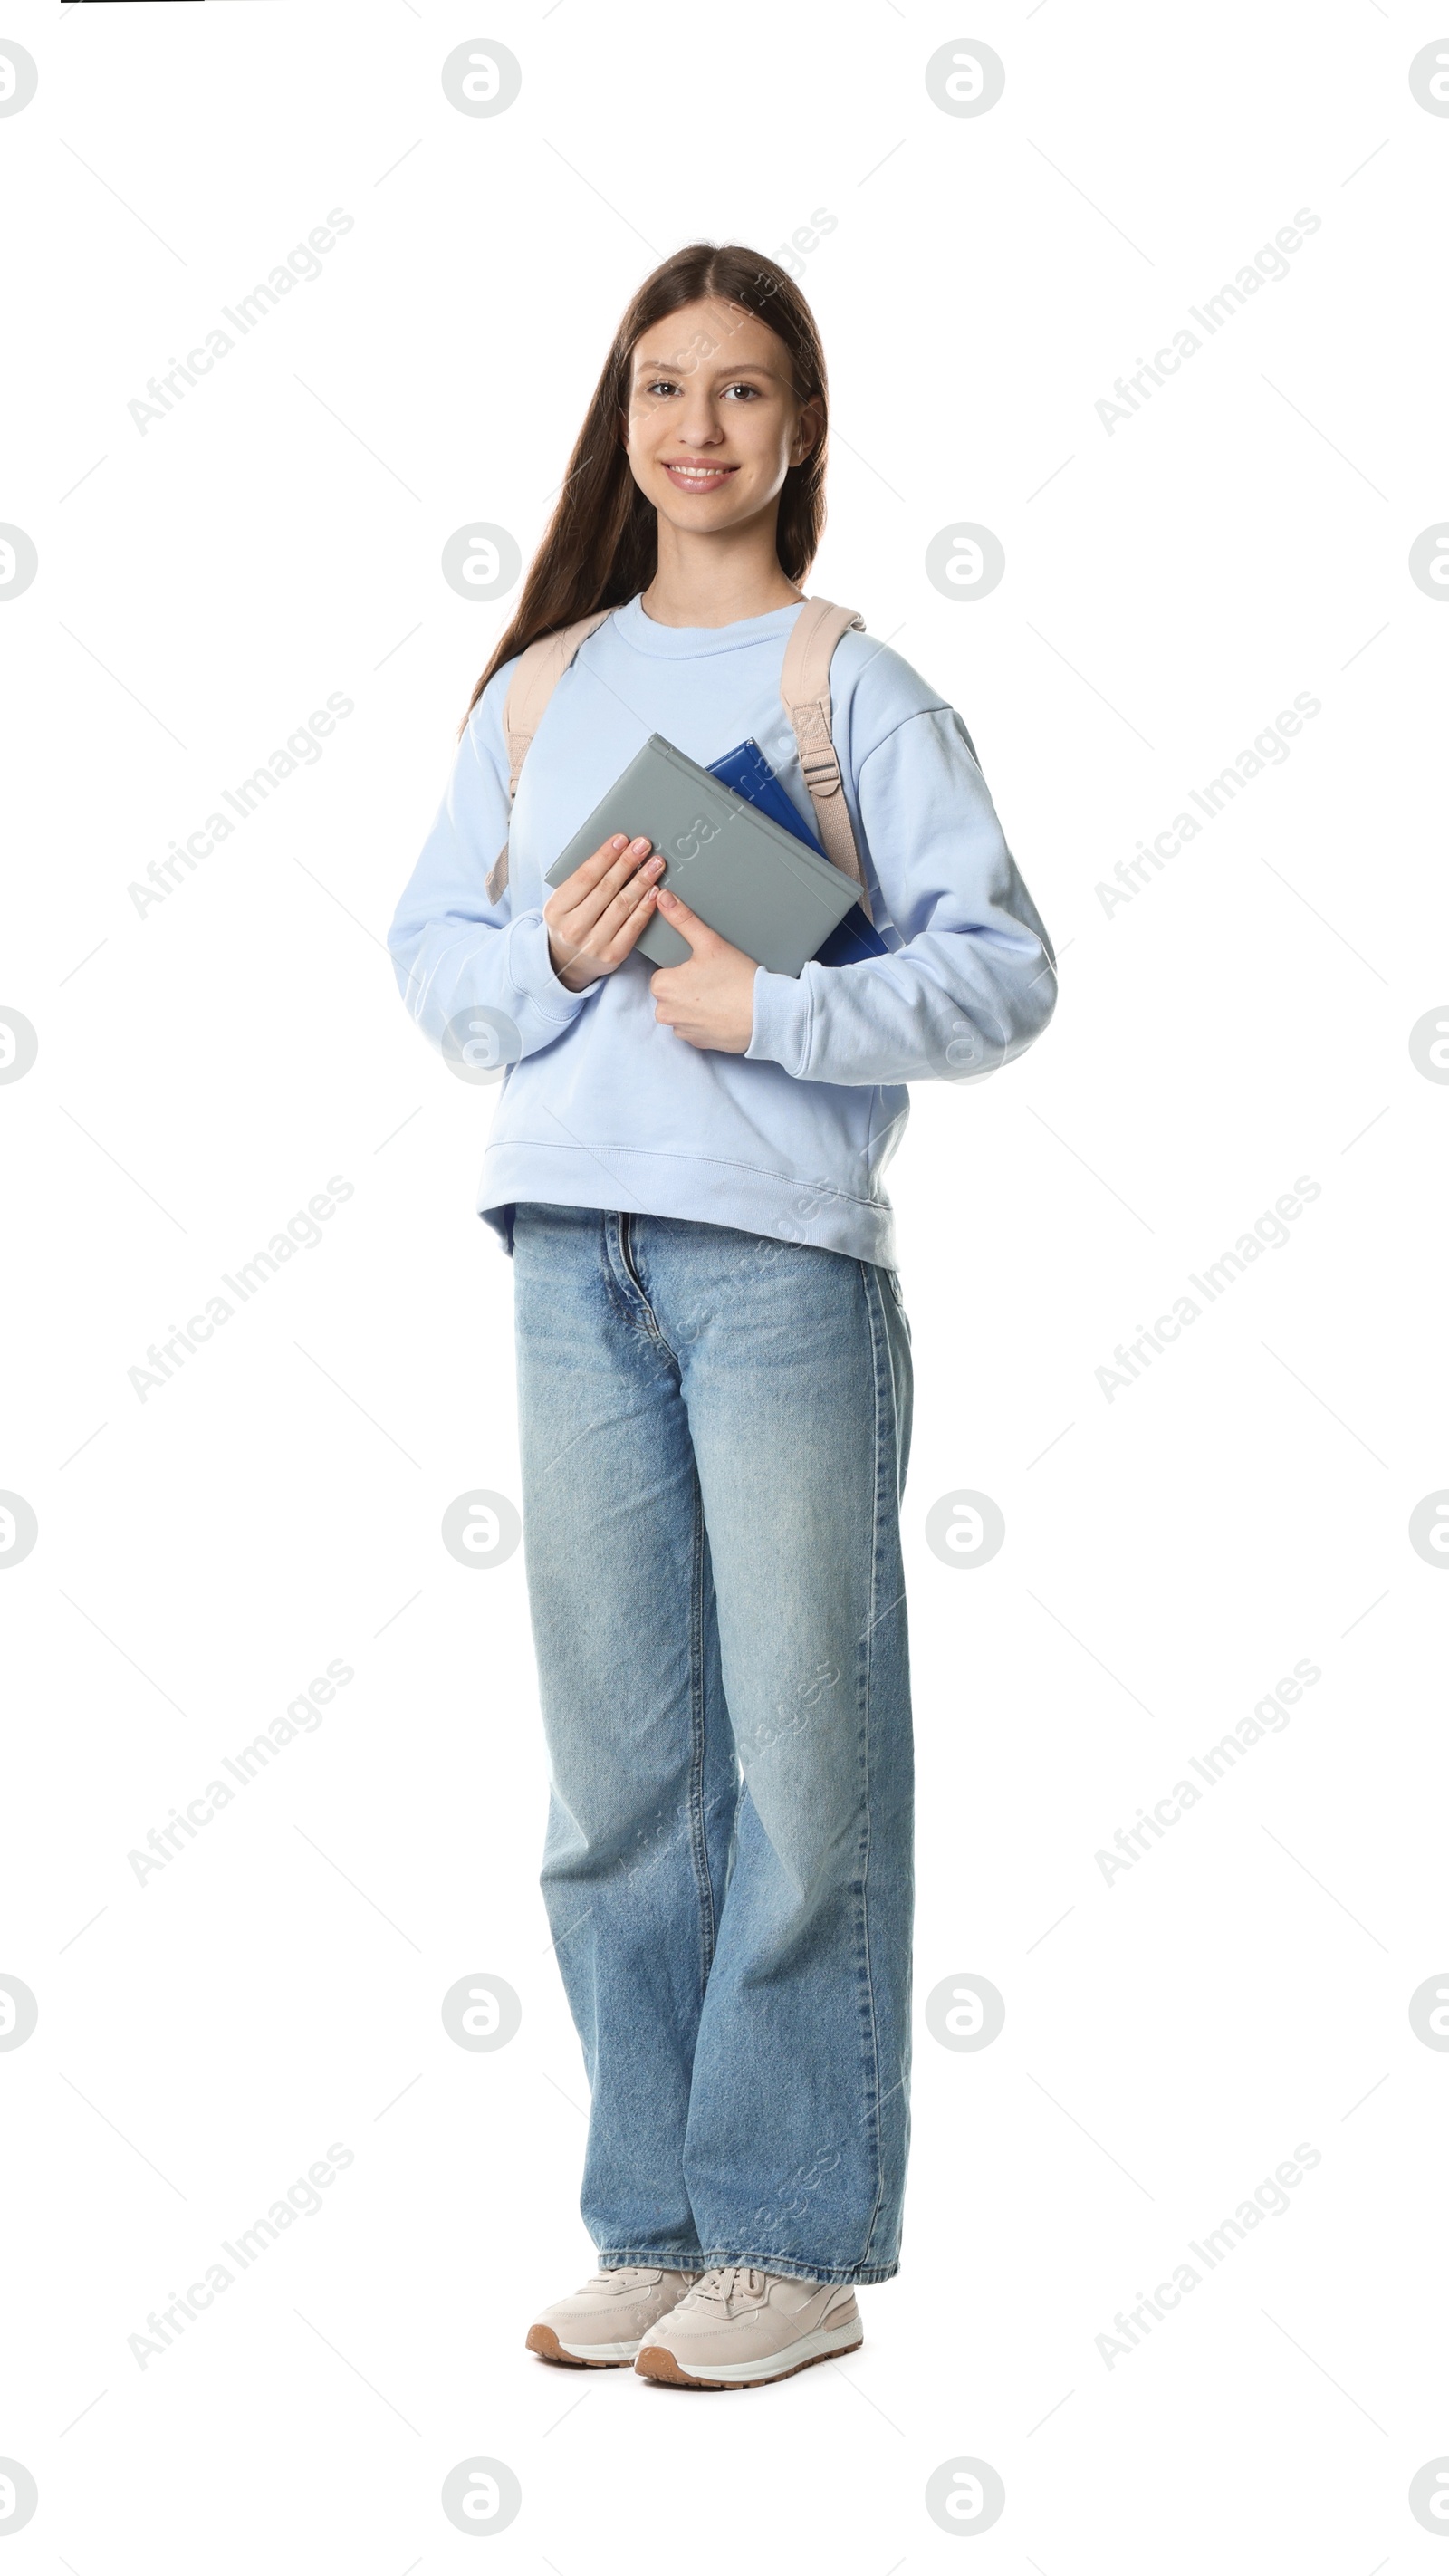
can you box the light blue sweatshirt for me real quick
[388,592,1056,1267]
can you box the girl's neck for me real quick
[641,529,805,630]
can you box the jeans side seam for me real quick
[687,1463,718,1988]
[852,1259,889,2273]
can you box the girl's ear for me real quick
[791,396,825,465]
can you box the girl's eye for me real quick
[638,380,762,400]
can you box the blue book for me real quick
[706,738,888,969]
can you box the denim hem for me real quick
[598,2245,899,2287]
[595,2249,705,2272]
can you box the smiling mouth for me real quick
[661,461,739,491]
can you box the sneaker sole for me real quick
[634,2321,863,2389]
[525,2324,638,2368]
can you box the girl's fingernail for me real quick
[610,834,628,850]
[629,837,650,855]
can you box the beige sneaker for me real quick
[634,2264,862,2389]
[525,2265,700,2368]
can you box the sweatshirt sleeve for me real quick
[387,668,599,1062]
[744,705,1057,1087]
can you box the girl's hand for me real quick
[545,834,665,991]
[648,887,759,1053]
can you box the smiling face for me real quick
[620,295,822,542]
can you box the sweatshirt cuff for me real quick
[508,911,600,1027]
[745,966,813,1078]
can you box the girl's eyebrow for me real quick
[633,357,778,380]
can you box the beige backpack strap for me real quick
[780,595,872,923]
[484,607,615,905]
[503,608,615,796]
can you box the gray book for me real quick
[543,733,862,975]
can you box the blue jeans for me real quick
[511,1204,915,2285]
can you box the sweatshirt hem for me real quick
[476,1140,897,1267]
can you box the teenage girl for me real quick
[389,241,1055,2389]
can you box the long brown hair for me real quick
[462,242,830,730]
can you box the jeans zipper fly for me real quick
[618,1213,648,1305]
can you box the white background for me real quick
[3,0,1447,2566]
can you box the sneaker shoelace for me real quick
[690,2264,769,2311]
